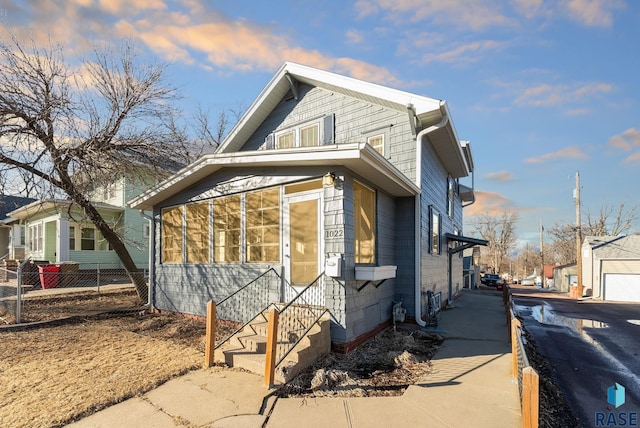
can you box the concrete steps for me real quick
[215,307,331,384]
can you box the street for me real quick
[511,286,640,427]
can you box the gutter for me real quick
[139,210,155,308]
[413,104,450,327]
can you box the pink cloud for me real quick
[525,146,589,164]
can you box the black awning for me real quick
[445,233,488,254]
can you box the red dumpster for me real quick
[39,265,60,289]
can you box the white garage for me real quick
[603,273,640,302]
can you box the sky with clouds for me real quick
[2,0,639,247]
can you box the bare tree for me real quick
[545,202,638,266]
[546,223,577,265]
[0,33,193,301]
[473,210,518,274]
[585,202,637,236]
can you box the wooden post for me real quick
[511,319,520,379]
[203,301,216,368]
[522,366,539,428]
[264,309,279,388]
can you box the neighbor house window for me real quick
[431,207,440,254]
[161,206,184,263]
[246,188,280,262]
[367,134,384,155]
[186,202,210,263]
[354,181,376,264]
[213,195,241,262]
[103,183,117,200]
[81,228,96,250]
[29,223,43,252]
[69,226,76,250]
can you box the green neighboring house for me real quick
[7,177,152,269]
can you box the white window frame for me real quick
[430,206,440,255]
[367,134,385,155]
[29,223,43,252]
[275,120,321,149]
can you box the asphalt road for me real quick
[512,290,640,427]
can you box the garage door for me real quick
[603,274,640,302]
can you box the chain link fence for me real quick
[0,259,148,325]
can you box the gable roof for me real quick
[585,235,640,259]
[218,62,469,178]
[130,62,471,210]
[8,199,124,220]
[0,195,36,224]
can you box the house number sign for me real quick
[325,229,344,238]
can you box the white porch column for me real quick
[56,218,70,262]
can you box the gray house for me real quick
[582,235,640,302]
[130,62,480,350]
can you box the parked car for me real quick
[481,273,502,286]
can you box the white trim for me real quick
[129,143,419,210]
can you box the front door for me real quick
[284,192,323,289]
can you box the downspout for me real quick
[462,169,476,207]
[413,106,450,327]
[139,210,154,308]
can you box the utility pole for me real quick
[540,219,544,288]
[575,171,583,298]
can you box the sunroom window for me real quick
[161,206,184,263]
[186,202,210,263]
[213,195,241,262]
[246,188,280,262]
[354,181,376,264]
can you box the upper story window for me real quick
[367,134,384,155]
[300,124,319,147]
[277,130,295,149]
[103,183,117,200]
[268,114,334,150]
[276,122,320,149]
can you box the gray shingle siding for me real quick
[150,81,468,345]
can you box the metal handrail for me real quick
[214,302,278,350]
[217,267,281,306]
[275,273,327,367]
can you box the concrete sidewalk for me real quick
[68,290,522,427]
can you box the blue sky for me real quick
[3,0,639,247]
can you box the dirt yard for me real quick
[278,326,443,398]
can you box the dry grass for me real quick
[0,313,206,428]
